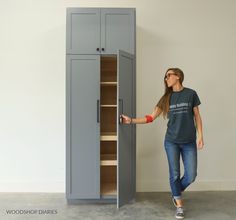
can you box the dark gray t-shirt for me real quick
[165,87,201,143]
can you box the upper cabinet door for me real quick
[66,55,100,199]
[66,8,101,54]
[101,9,135,55]
[117,50,135,208]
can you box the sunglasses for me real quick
[164,73,177,80]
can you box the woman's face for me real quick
[165,70,180,87]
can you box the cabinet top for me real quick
[66,7,136,11]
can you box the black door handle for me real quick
[119,99,123,124]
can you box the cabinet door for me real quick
[66,55,100,199]
[117,50,135,207]
[101,9,135,55]
[66,8,100,54]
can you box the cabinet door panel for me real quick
[117,50,135,207]
[66,55,100,199]
[101,9,135,55]
[66,8,100,54]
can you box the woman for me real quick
[121,68,204,219]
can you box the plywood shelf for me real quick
[101,105,117,107]
[101,82,117,86]
[101,154,117,166]
[100,132,117,141]
[100,161,117,166]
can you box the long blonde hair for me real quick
[156,68,184,118]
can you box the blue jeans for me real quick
[164,139,197,200]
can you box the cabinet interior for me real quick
[100,86,117,105]
[101,56,117,82]
[100,56,117,197]
[100,166,117,197]
[100,107,116,133]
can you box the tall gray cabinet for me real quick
[66,8,136,208]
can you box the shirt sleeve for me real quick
[193,91,201,107]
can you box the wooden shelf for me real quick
[100,161,117,166]
[101,183,117,196]
[101,82,117,86]
[100,132,117,141]
[101,105,117,107]
[101,154,117,166]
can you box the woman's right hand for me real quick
[120,114,131,124]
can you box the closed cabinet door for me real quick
[101,9,135,55]
[117,50,135,208]
[66,55,100,199]
[66,8,100,54]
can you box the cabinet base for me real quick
[67,198,116,205]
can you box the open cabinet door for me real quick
[117,50,135,208]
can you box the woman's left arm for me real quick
[193,106,204,149]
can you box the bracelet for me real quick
[145,115,154,123]
[130,118,132,124]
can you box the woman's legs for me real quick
[164,140,182,200]
[164,140,198,207]
[180,141,198,192]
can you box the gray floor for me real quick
[0,191,236,220]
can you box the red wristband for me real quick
[145,115,153,123]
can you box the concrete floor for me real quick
[0,191,236,220]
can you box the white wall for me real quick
[0,0,235,192]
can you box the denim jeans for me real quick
[164,139,197,200]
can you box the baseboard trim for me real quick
[1,180,236,192]
[0,181,64,192]
[136,180,236,192]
